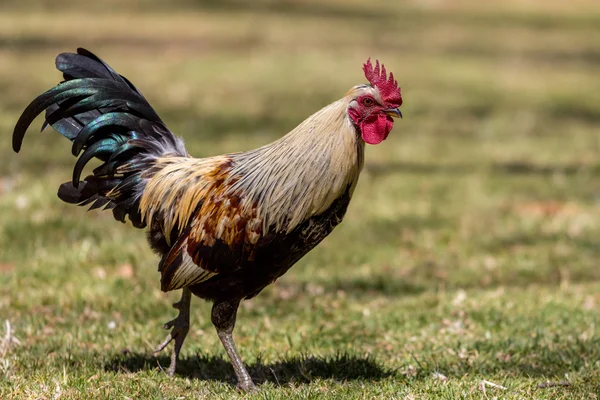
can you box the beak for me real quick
[383,107,403,119]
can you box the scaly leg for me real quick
[211,301,256,392]
[154,287,192,376]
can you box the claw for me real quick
[163,318,176,331]
[153,332,174,354]
[172,300,183,308]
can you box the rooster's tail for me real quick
[12,48,187,228]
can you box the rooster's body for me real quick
[13,49,402,392]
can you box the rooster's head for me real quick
[347,59,403,145]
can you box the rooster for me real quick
[12,49,402,392]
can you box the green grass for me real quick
[1,0,600,398]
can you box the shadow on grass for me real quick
[321,276,427,298]
[485,232,600,255]
[104,341,598,388]
[0,35,261,54]
[366,160,599,177]
[105,351,394,385]
[3,35,599,68]
[188,0,389,22]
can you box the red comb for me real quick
[363,58,402,107]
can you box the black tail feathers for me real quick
[13,48,187,228]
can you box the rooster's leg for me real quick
[154,287,192,376]
[212,300,256,392]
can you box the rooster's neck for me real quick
[230,98,364,232]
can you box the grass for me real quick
[0,0,599,398]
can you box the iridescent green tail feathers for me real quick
[12,48,187,228]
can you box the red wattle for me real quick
[360,114,394,145]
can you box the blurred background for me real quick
[0,0,599,397]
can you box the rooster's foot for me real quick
[154,288,192,376]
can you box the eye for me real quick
[362,97,374,107]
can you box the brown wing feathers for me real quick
[159,234,218,291]
[141,156,264,291]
